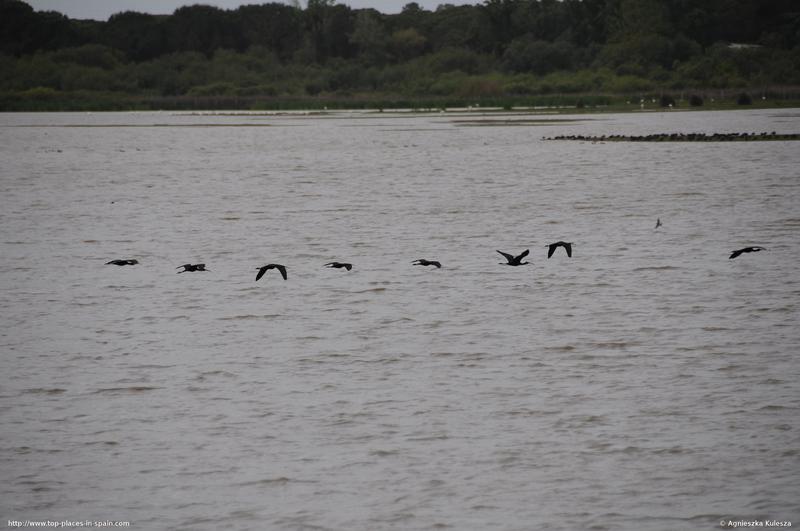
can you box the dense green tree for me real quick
[165,5,244,56]
[305,0,355,62]
[428,5,485,51]
[51,44,123,70]
[503,37,578,74]
[350,11,390,65]
[0,0,84,55]
[103,12,164,61]
[427,46,489,75]
[235,3,303,60]
[390,28,427,62]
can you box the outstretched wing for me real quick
[343,264,352,271]
[497,250,514,263]
[431,261,441,268]
[547,244,556,258]
[517,249,530,260]
[729,250,743,259]
[276,265,287,280]
[255,266,267,281]
[564,243,572,257]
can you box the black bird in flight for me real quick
[412,259,441,268]
[729,246,767,259]
[176,263,208,273]
[256,264,287,281]
[497,249,530,266]
[546,241,573,258]
[655,218,662,229]
[106,259,138,266]
[324,262,352,271]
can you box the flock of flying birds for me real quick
[105,220,768,279]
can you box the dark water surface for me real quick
[1,109,799,530]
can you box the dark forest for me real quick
[2,0,799,110]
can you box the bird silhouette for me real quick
[256,264,287,281]
[729,246,767,259]
[546,241,572,258]
[324,262,352,271]
[176,263,207,273]
[497,249,530,266]
[412,259,441,268]
[106,259,138,266]
[655,218,662,229]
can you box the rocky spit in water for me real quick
[544,132,800,142]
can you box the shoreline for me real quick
[2,91,800,114]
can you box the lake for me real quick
[1,108,798,530]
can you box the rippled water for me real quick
[1,109,799,530]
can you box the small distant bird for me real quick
[655,218,662,229]
[497,249,530,266]
[176,263,208,273]
[256,263,287,281]
[729,246,767,259]
[546,241,572,258]
[412,259,441,268]
[324,262,352,271]
[106,259,138,266]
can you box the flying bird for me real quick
[655,218,662,229]
[412,259,441,268]
[729,246,767,259]
[176,263,208,273]
[106,259,138,266]
[497,249,530,266]
[324,262,352,271]
[256,263,287,281]
[546,241,572,258]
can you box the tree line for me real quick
[1,0,799,109]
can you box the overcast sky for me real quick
[25,0,483,20]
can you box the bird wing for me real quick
[324,262,335,267]
[547,244,556,258]
[729,250,742,259]
[497,250,514,262]
[276,265,287,280]
[431,261,441,268]
[518,249,530,260]
[344,264,352,271]
[255,266,267,281]
[565,243,572,257]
